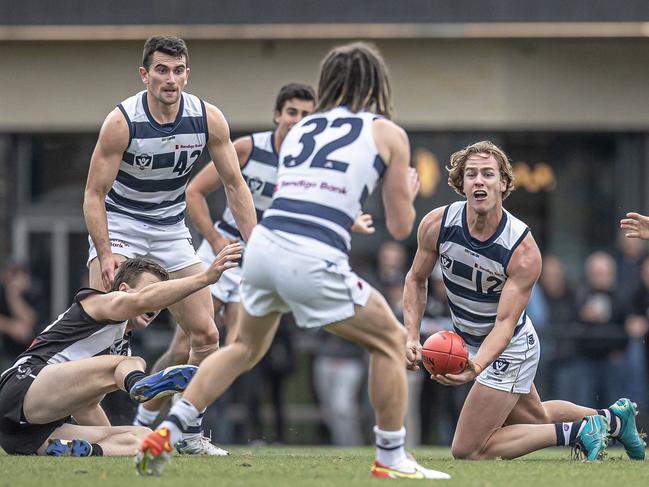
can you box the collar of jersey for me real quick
[141,91,185,134]
[460,202,508,248]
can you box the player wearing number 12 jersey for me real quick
[136,42,450,479]
[403,141,645,462]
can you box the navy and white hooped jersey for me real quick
[261,106,386,253]
[437,201,530,345]
[218,130,278,238]
[105,90,208,225]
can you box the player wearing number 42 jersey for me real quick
[84,36,256,454]
[403,140,645,462]
[137,42,449,479]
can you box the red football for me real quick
[421,331,468,376]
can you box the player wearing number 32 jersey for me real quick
[137,42,450,479]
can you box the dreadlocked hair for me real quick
[315,42,393,119]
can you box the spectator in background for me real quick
[0,263,39,367]
[238,315,296,445]
[577,251,628,405]
[537,254,579,401]
[613,228,648,306]
[313,332,366,446]
[365,241,408,296]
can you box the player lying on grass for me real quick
[0,245,240,457]
[404,141,645,462]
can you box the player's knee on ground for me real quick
[451,439,483,460]
[188,342,219,365]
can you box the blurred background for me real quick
[1,0,649,446]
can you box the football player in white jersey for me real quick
[404,141,645,461]
[131,83,317,429]
[135,42,449,479]
[0,245,240,457]
[83,36,256,454]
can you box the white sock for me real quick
[133,404,159,427]
[374,425,407,466]
[181,408,206,440]
[159,399,201,446]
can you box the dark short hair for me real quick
[142,36,189,71]
[110,257,169,292]
[274,83,316,113]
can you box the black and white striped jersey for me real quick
[1,288,130,376]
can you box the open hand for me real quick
[206,243,242,283]
[620,212,649,241]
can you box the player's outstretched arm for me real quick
[620,212,649,240]
[83,108,130,290]
[204,104,257,241]
[185,136,251,253]
[403,207,445,370]
[82,243,242,322]
[374,119,418,240]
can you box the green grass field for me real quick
[0,447,647,487]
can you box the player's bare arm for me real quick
[82,243,242,322]
[620,212,649,240]
[83,108,130,290]
[374,119,418,240]
[204,104,257,240]
[439,233,542,386]
[403,207,445,370]
[186,136,252,253]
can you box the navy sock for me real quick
[90,443,103,457]
[555,420,584,446]
[124,370,146,393]
[596,408,621,437]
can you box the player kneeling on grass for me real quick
[404,141,645,462]
[0,244,240,457]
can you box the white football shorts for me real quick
[87,212,201,272]
[468,317,540,394]
[195,226,242,304]
[240,225,371,328]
